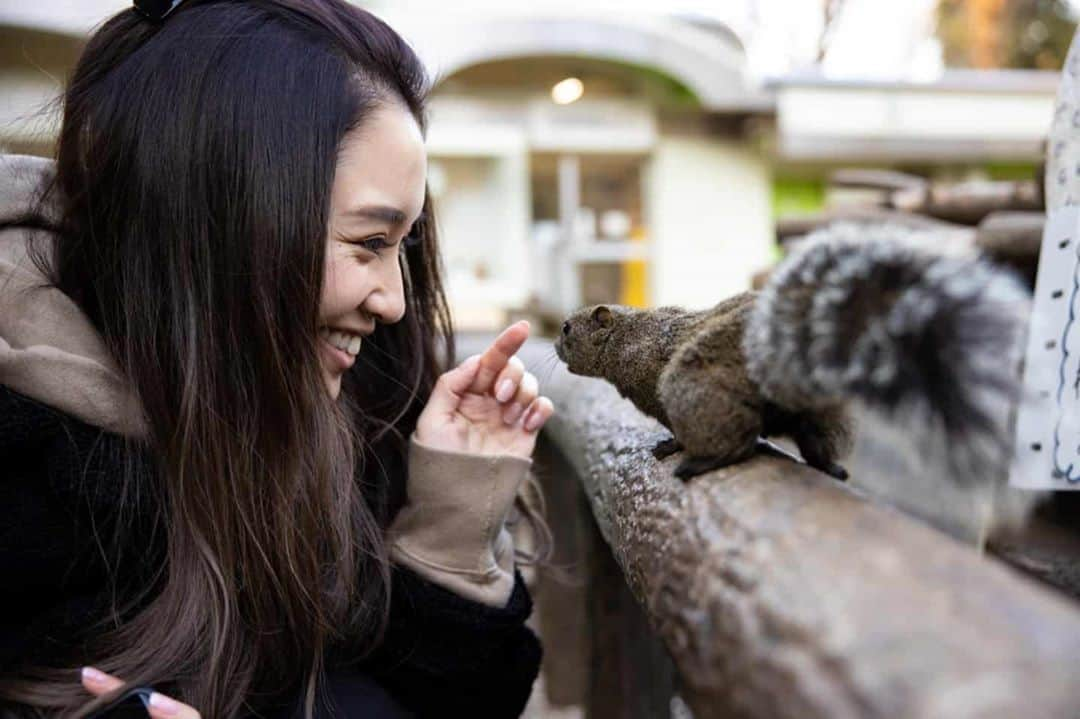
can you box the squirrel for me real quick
[554,224,1029,482]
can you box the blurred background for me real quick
[0,0,1074,330]
[4,4,1080,716]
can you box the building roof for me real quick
[384,10,771,112]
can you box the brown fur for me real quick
[555,293,854,480]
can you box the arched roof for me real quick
[385,12,770,112]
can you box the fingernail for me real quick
[149,692,182,716]
[496,379,515,402]
[503,403,524,425]
[82,667,107,684]
[524,408,544,432]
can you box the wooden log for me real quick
[829,169,927,193]
[584,509,678,719]
[989,518,1080,600]
[533,435,677,717]
[975,211,1044,287]
[890,181,1042,225]
[520,341,1080,719]
[530,437,591,709]
[776,208,974,245]
[975,211,1043,259]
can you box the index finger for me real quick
[81,667,125,695]
[470,320,530,394]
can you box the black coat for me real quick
[0,385,541,717]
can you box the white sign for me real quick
[1010,205,1080,490]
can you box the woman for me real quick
[0,0,554,716]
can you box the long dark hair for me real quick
[1,1,453,716]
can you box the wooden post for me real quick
[533,435,677,718]
[585,507,676,719]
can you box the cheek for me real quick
[319,250,370,319]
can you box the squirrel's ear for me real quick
[591,305,614,328]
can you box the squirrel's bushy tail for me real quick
[744,224,1030,486]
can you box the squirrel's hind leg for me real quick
[659,389,761,479]
[658,309,764,481]
[782,406,854,481]
[673,438,813,479]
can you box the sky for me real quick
[374,0,949,79]
[2,0,1078,80]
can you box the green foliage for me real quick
[599,58,701,107]
[984,162,1038,180]
[772,178,826,219]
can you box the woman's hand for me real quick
[81,667,200,719]
[416,321,554,460]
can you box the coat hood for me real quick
[0,154,145,438]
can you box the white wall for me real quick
[776,75,1056,161]
[645,137,773,309]
[428,149,531,330]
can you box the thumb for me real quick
[423,355,481,417]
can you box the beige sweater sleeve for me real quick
[388,435,531,607]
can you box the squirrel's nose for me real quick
[562,321,571,337]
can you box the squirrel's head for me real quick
[555,304,634,377]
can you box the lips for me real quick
[321,340,354,372]
[322,327,363,356]
[319,327,364,372]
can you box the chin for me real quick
[324,374,343,400]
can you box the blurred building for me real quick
[387,11,775,326]
[0,3,1061,328]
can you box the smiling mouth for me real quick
[319,327,364,371]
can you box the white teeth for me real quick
[322,328,363,356]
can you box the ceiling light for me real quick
[551,77,584,105]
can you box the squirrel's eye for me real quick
[562,321,571,336]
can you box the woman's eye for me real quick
[345,221,422,256]
[358,236,391,253]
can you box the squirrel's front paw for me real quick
[651,437,683,460]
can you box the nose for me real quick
[364,254,407,325]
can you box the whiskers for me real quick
[534,347,565,389]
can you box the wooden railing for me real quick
[511,339,1080,719]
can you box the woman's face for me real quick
[319,101,427,398]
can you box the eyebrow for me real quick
[342,205,409,226]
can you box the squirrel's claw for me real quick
[817,461,849,481]
[763,442,850,481]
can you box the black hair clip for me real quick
[133,0,187,22]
